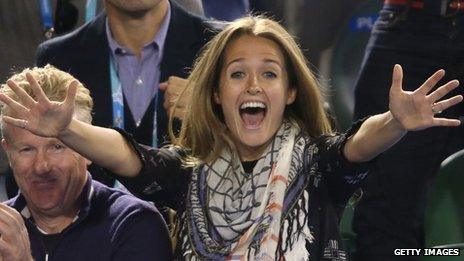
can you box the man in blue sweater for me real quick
[0,66,172,261]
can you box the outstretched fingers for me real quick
[432,118,461,127]
[5,80,36,108]
[0,93,29,116]
[427,79,460,102]
[1,116,28,130]
[431,94,463,127]
[26,72,50,104]
[431,95,463,114]
[390,64,404,94]
[416,69,445,95]
[64,81,78,107]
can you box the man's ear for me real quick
[85,158,92,166]
[1,139,11,164]
[286,87,297,105]
[1,139,8,152]
[79,154,92,167]
[213,89,221,104]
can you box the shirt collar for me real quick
[105,2,171,57]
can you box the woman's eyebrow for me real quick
[226,58,245,67]
[263,59,283,69]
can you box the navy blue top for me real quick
[5,175,173,261]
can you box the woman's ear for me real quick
[286,87,297,105]
[214,89,221,104]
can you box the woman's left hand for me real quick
[389,64,462,131]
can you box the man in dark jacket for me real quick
[36,0,217,186]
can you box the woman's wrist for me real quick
[58,118,80,141]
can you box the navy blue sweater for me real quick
[5,175,173,260]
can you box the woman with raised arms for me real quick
[1,16,461,260]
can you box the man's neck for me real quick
[106,0,169,58]
[30,205,80,234]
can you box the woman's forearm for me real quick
[343,111,407,162]
[58,119,142,177]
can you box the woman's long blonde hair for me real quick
[172,16,332,165]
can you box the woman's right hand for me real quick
[0,72,77,138]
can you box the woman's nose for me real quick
[246,75,262,95]
[246,86,262,95]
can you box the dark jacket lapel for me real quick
[77,13,113,128]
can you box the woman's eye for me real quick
[230,71,245,79]
[263,71,277,78]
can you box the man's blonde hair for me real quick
[173,16,332,165]
[0,65,93,136]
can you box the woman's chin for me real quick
[234,134,273,160]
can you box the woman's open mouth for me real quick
[239,101,267,130]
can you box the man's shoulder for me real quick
[84,182,171,260]
[170,1,223,37]
[90,180,159,217]
[37,14,106,61]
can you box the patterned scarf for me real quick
[185,122,312,260]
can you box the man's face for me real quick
[2,124,89,217]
